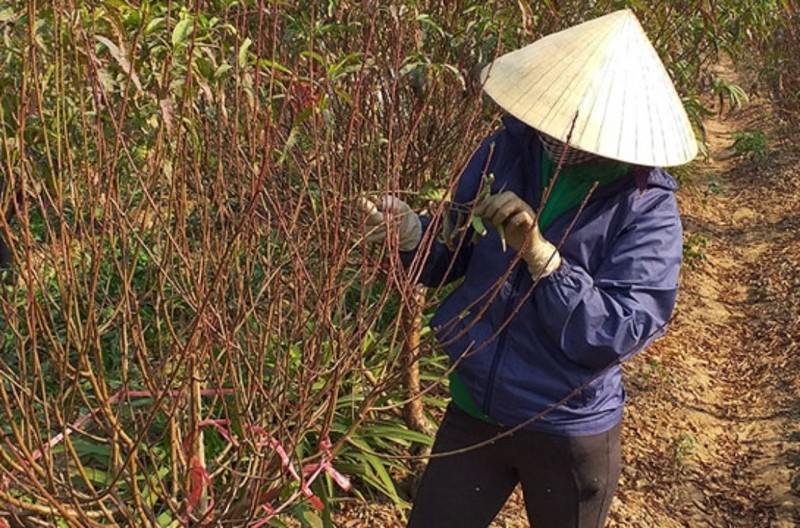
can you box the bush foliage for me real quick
[0,1,796,525]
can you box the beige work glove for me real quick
[358,195,422,252]
[474,191,562,278]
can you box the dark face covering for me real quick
[538,132,600,166]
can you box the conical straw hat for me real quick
[481,10,698,167]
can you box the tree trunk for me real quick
[402,286,435,436]
[401,286,436,498]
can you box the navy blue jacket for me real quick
[407,116,682,435]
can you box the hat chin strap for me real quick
[539,132,600,166]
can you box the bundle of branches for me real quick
[0,0,787,525]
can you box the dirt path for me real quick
[602,93,800,526]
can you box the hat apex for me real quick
[481,9,698,167]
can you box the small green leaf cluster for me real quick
[683,233,711,270]
[731,129,771,161]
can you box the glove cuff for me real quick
[398,213,422,252]
[524,243,562,279]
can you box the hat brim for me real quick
[481,10,698,167]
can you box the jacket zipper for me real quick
[481,126,539,417]
[482,265,527,416]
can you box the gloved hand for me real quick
[358,195,422,252]
[474,191,562,278]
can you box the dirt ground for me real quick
[333,72,800,527]
[603,86,800,528]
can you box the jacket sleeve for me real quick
[532,190,682,371]
[400,138,494,287]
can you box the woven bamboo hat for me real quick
[481,10,698,167]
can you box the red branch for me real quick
[7,389,351,525]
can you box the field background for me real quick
[1,1,798,526]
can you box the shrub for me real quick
[0,1,793,524]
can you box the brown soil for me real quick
[333,66,800,527]
[604,83,800,528]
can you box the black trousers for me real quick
[407,405,621,528]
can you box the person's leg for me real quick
[407,405,519,528]
[516,423,621,528]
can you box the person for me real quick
[361,10,696,528]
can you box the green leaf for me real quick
[146,16,165,35]
[195,57,214,79]
[418,180,445,201]
[293,106,314,127]
[332,87,352,106]
[259,59,292,75]
[157,511,179,528]
[171,17,193,48]
[328,52,363,80]
[103,0,129,9]
[80,467,112,485]
[70,437,113,462]
[96,67,116,95]
[96,35,142,93]
[298,510,324,528]
[362,453,403,505]
[471,215,487,236]
[360,423,433,446]
[0,7,16,22]
[300,49,326,65]
[478,172,495,201]
[416,13,447,37]
[230,401,245,439]
[267,518,290,528]
[238,37,252,68]
[214,63,233,80]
